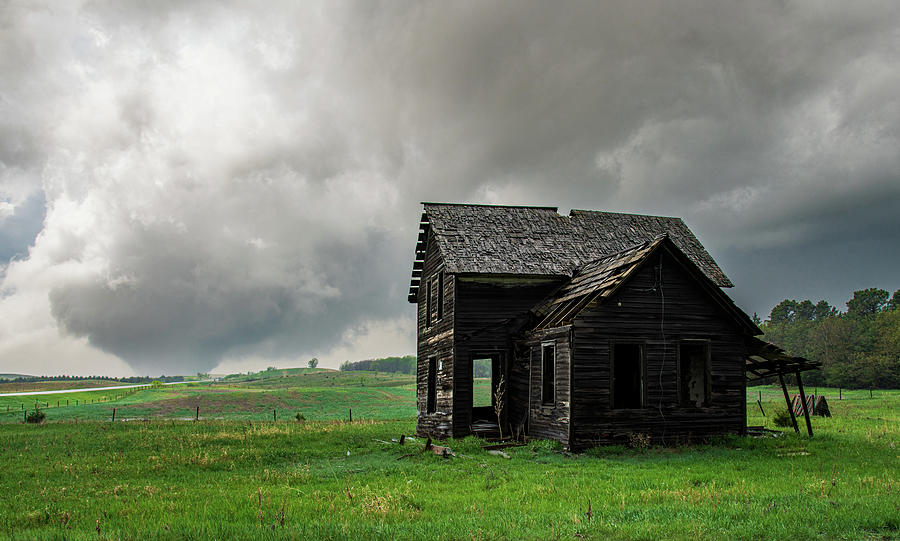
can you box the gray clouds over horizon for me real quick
[1,1,899,375]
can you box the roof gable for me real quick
[530,236,759,334]
[408,203,732,302]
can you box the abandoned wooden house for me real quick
[408,203,818,450]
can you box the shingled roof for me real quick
[408,203,732,303]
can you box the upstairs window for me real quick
[541,342,556,405]
[425,277,433,328]
[436,271,444,321]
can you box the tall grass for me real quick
[1,387,897,539]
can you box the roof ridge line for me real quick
[569,209,682,220]
[422,202,558,211]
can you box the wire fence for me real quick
[1,399,361,425]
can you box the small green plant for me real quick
[773,408,793,428]
[627,432,651,450]
[26,409,46,424]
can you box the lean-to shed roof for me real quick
[408,203,732,302]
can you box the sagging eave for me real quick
[408,212,433,303]
[745,335,821,436]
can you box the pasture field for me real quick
[0,379,136,394]
[0,378,897,540]
[0,369,417,424]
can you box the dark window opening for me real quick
[679,342,709,407]
[425,277,433,328]
[426,358,437,413]
[436,272,444,321]
[472,356,494,408]
[612,344,643,409]
[541,343,555,405]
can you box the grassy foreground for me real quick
[0,385,897,540]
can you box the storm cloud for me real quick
[1,1,898,375]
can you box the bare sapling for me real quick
[493,373,506,440]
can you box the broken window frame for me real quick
[436,271,444,321]
[677,339,711,407]
[425,275,433,328]
[610,342,646,409]
[426,357,437,413]
[541,341,556,405]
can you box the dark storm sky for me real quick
[1,1,898,375]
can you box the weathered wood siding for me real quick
[519,326,572,446]
[453,277,560,436]
[569,251,747,450]
[415,229,455,438]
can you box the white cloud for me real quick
[1,0,899,375]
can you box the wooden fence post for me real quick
[273,409,277,422]
[349,409,352,422]
[112,408,116,422]
[195,406,199,421]
[839,388,842,400]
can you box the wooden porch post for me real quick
[795,370,813,436]
[778,373,799,433]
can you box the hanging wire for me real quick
[656,253,668,444]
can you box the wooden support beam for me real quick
[778,373,799,433]
[795,370,813,436]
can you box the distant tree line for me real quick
[0,374,185,383]
[761,287,900,389]
[340,355,416,374]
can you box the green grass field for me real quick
[0,379,138,393]
[0,369,417,424]
[0,375,897,540]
